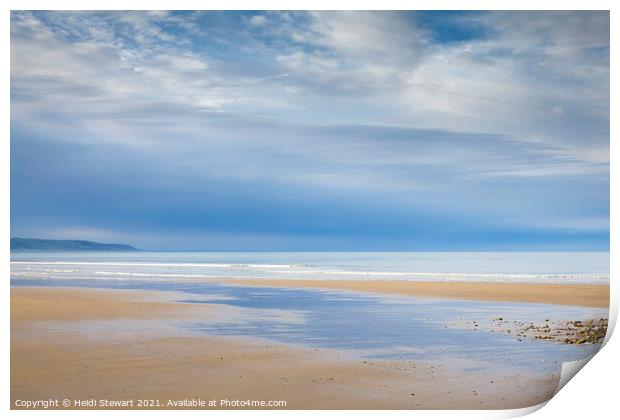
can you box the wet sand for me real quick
[11,287,558,410]
[224,279,609,308]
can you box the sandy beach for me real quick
[224,279,609,308]
[11,286,560,410]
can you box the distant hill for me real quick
[10,238,137,251]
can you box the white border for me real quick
[2,2,616,420]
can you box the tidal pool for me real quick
[11,278,605,376]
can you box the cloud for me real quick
[10,11,610,250]
[249,15,268,27]
[267,11,609,165]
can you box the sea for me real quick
[9,251,610,284]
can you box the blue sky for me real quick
[10,11,609,251]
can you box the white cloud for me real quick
[268,11,609,166]
[249,15,268,27]
[10,12,609,242]
[10,11,609,188]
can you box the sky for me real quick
[10,11,610,251]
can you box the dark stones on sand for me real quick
[502,318,608,345]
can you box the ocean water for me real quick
[9,251,610,284]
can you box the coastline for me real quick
[222,279,610,308]
[11,286,558,410]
